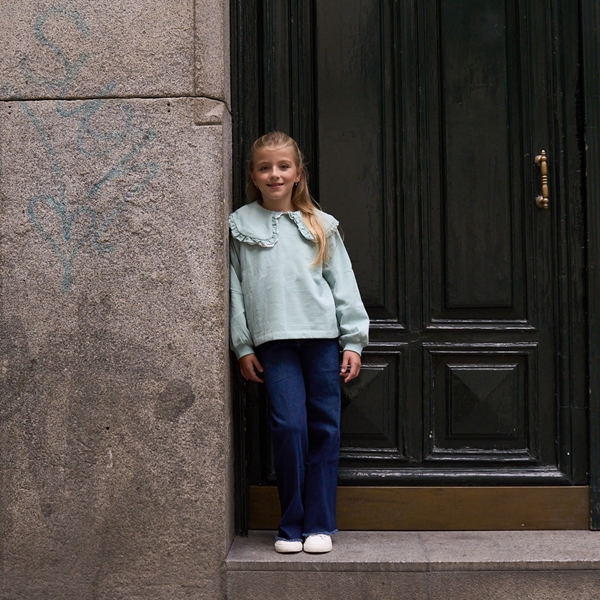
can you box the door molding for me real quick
[249,486,589,530]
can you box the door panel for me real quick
[313,0,569,482]
[434,0,521,313]
[426,0,528,323]
[341,349,405,456]
[316,0,400,322]
[424,345,537,460]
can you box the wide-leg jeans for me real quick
[257,338,341,542]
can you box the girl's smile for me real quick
[250,146,301,211]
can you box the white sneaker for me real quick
[274,539,303,553]
[303,534,333,553]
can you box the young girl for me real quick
[229,131,369,554]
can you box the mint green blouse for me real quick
[229,202,370,359]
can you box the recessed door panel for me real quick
[424,345,538,462]
[316,0,401,323]
[341,349,405,456]
[430,0,526,319]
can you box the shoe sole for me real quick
[303,543,333,553]
[274,542,303,553]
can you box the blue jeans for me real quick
[257,338,341,542]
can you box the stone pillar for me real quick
[0,2,232,599]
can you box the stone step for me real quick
[225,530,600,600]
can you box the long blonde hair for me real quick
[246,131,329,266]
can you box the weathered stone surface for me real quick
[195,97,228,126]
[0,2,195,100]
[195,0,230,105]
[428,571,600,600]
[226,532,600,600]
[227,570,600,600]
[227,530,600,573]
[0,580,225,600]
[227,531,429,571]
[419,530,600,570]
[227,572,429,600]
[0,96,232,599]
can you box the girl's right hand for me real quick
[238,353,264,383]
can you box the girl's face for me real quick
[250,146,301,211]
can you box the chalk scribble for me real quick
[2,7,159,292]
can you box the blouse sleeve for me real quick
[321,231,370,355]
[229,238,255,360]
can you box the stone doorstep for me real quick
[226,530,600,573]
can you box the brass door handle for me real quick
[535,150,549,209]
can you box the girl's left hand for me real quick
[340,350,361,383]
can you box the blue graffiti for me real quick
[6,7,159,292]
[19,7,90,96]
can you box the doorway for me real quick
[231,0,588,530]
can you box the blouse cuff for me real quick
[234,344,255,360]
[341,342,364,356]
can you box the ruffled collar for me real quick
[229,201,338,248]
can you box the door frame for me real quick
[231,0,600,531]
[581,0,600,530]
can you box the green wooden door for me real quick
[232,0,587,528]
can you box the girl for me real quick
[230,132,369,554]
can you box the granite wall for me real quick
[0,2,232,598]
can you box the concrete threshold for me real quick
[226,531,600,599]
[227,530,600,572]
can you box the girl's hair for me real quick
[247,131,329,266]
